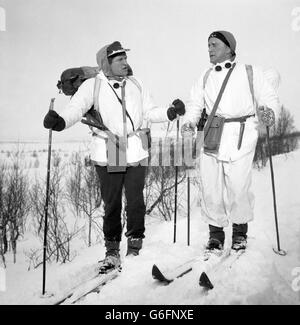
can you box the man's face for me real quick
[110,54,128,77]
[208,37,231,64]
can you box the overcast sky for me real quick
[0,0,299,142]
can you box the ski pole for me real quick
[266,126,286,256]
[187,169,190,246]
[173,117,180,243]
[42,98,55,295]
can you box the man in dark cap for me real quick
[208,30,237,65]
[44,41,185,273]
[182,31,280,254]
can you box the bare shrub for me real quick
[30,154,79,266]
[254,106,299,168]
[145,138,186,221]
[0,154,30,264]
[24,248,42,271]
[0,164,6,267]
[66,153,103,247]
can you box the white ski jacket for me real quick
[60,71,169,165]
[183,61,281,161]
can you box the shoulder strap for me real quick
[203,68,212,90]
[204,63,236,139]
[245,64,255,105]
[92,75,105,127]
[203,68,212,110]
[93,75,101,111]
[121,82,128,144]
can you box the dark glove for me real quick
[167,99,185,121]
[43,110,66,131]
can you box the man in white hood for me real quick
[44,41,185,272]
[182,31,280,253]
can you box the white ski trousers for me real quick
[199,150,255,228]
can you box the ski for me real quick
[152,254,203,285]
[152,264,193,284]
[51,268,120,305]
[152,248,240,286]
[59,268,120,304]
[199,249,245,290]
[40,262,99,304]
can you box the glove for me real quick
[43,110,66,131]
[167,99,185,121]
[258,106,275,127]
[181,122,195,137]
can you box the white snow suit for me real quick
[184,60,280,227]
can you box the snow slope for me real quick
[0,149,300,305]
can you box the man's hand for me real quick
[258,106,275,127]
[43,110,66,131]
[181,122,196,137]
[167,99,185,121]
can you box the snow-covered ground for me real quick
[0,144,300,305]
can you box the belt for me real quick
[224,114,255,150]
[92,128,151,152]
[92,128,149,140]
[225,114,255,123]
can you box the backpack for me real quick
[56,66,99,96]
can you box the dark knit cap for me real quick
[208,31,236,54]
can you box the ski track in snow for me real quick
[0,149,300,305]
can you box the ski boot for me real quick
[98,240,121,274]
[204,238,224,260]
[231,236,247,251]
[232,223,248,251]
[204,225,225,260]
[126,237,143,257]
